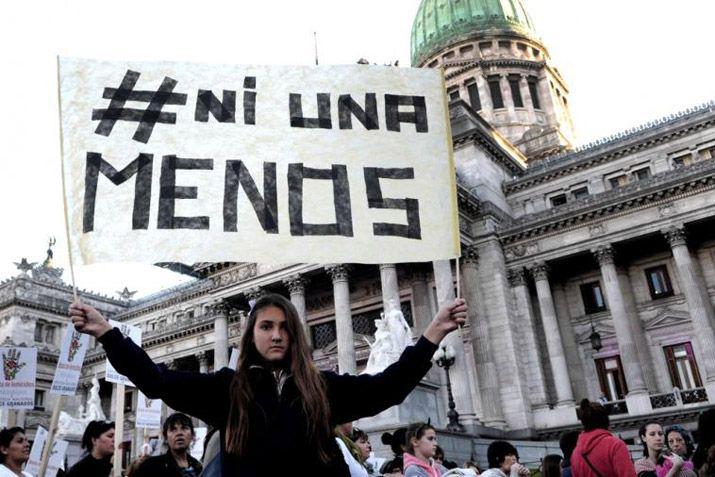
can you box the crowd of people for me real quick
[1,294,715,477]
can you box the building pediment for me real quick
[644,310,691,331]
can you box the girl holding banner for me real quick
[69,293,467,477]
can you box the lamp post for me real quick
[588,316,602,352]
[433,344,465,433]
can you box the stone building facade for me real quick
[2,0,715,467]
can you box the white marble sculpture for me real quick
[362,301,413,375]
[57,378,106,437]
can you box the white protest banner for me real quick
[58,58,459,265]
[51,327,90,395]
[47,439,69,476]
[105,320,142,386]
[0,347,37,409]
[135,391,162,429]
[190,427,207,461]
[25,426,48,476]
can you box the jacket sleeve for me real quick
[613,440,638,477]
[325,335,438,424]
[98,328,231,427]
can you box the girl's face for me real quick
[642,424,664,453]
[356,437,371,460]
[92,429,116,458]
[667,431,687,456]
[412,429,437,460]
[252,306,290,362]
[0,432,30,464]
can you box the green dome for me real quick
[411,0,538,66]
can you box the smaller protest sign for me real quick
[190,427,208,461]
[228,347,239,370]
[105,320,142,386]
[25,426,48,476]
[135,391,162,429]
[0,347,37,409]
[48,439,69,476]
[51,328,90,395]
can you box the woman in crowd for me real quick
[694,409,715,471]
[69,293,467,477]
[661,426,696,477]
[335,423,369,477]
[570,399,635,477]
[540,454,562,477]
[380,427,408,476]
[634,422,694,477]
[479,441,530,477]
[403,422,446,477]
[0,427,31,477]
[698,445,715,477]
[66,420,114,477]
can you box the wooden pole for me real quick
[113,383,126,477]
[38,395,65,477]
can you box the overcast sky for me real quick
[1,0,713,298]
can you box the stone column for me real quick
[530,263,574,407]
[211,300,230,370]
[284,275,309,341]
[432,259,477,426]
[379,264,401,313]
[594,246,651,413]
[508,268,548,409]
[410,270,432,335]
[197,351,210,374]
[326,265,355,375]
[460,247,504,426]
[664,227,715,402]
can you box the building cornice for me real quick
[504,101,715,193]
[501,158,715,244]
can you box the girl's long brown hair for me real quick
[225,293,333,462]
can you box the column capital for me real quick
[461,245,479,265]
[507,268,527,287]
[164,359,177,370]
[209,299,231,317]
[530,262,550,282]
[283,275,308,295]
[593,245,615,266]
[325,264,351,282]
[244,286,265,301]
[663,226,687,248]
[378,263,396,271]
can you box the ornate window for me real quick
[645,265,674,299]
[467,82,481,111]
[595,356,628,401]
[632,168,651,181]
[608,174,628,189]
[571,186,589,200]
[34,390,45,411]
[34,322,44,342]
[672,153,693,168]
[664,343,702,390]
[580,281,607,314]
[311,321,337,349]
[488,77,504,109]
[508,75,524,107]
[527,77,541,109]
[448,88,460,102]
[549,193,567,208]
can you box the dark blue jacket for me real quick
[98,328,438,477]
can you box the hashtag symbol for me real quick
[91,69,188,143]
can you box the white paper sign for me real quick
[0,347,37,409]
[58,58,460,266]
[51,328,90,395]
[25,426,48,476]
[47,439,69,476]
[105,320,142,386]
[135,391,162,429]
[190,427,207,461]
[228,347,239,370]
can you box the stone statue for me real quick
[361,301,413,375]
[57,378,105,437]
